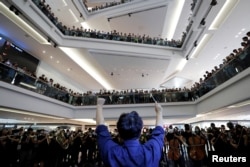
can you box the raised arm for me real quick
[155,102,163,127]
[96,98,105,125]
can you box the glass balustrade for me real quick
[1,47,249,106]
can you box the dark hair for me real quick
[227,121,234,130]
[242,36,248,41]
[116,111,143,140]
[27,128,33,132]
[210,123,215,127]
[184,124,190,131]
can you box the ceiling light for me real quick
[0,2,50,44]
[0,107,65,119]
[19,82,37,89]
[59,47,113,90]
[176,58,187,71]
[56,60,60,63]
[62,0,68,6]
[209,0,239,30]
[190,34,213,58]
[227,100,250,108]
[227,105,236,108]
[71,119,96,124]
[164,0,185,39]
[69,9,79,22]
[196,114,205,117]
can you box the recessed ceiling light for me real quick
[209,0,239,30]
[56,60,60,63]
[241,28,246,31]
[42,50,46,54]
[235,35,239,38]
[62,0,67,6]
[238,32,242,35]
[227,105,236,108]
[50,56,53,59]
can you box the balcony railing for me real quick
[1,46,249,106]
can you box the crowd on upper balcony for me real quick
[83,0,199,14]
[1,31,250,105]
[190,31,250,97]
[1,0,250,105]
[83,0,133,13]
[31,0,190,48]
[0,56,79,96]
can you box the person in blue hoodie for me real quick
[95,98,164,167]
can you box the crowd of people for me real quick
[1,1,249,166]
[161,122,249,167]
[0,121,249,167]
[31,0,186,48]
[83,0,199,14]
[1,31,249,106]
[83,0,133,13]
[1,0,250,106]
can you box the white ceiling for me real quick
[0,0,250,126]
[1,0,249,92]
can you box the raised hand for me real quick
[97,98,105,105]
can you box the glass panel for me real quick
[1,46,249,105]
